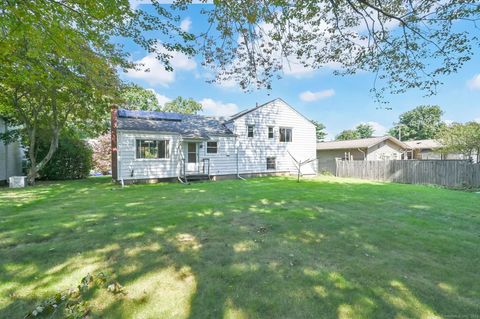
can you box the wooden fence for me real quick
[335,160,480,188]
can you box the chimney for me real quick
[111,105,118,181]
[256,102,258,107]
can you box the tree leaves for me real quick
[163,96,203,114]
[389,105,446,141]
[192,0,480,100]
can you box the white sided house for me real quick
[0,117,23,185]
[112,98,317,183]
[317,136,408,174]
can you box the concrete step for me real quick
[184,174,210,182]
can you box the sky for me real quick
[121,2,480,140]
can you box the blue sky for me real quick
[122,3,480,140]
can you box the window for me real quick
[279,128,292,142]
[207,141,218,154]
[136,139,169,159]
[266,157,276,170]
[247,125,254,138]
[268,126,274,139]
[187,142,197,163]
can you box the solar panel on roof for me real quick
[117,109,182,121]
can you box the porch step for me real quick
[184,174,210,182]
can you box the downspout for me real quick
[357,148,366,160]
[177,138,186,184]
[235,136,245,180]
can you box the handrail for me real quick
[202,158,211,180]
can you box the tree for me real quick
[287,151,317,183]
[0,1,194,73]
[91,133,112,175]
[0,1,194,184]
[437,122,480,163]
[193,1,479,99]
[120,84,161,111]
[355,123,374,139]
[311,120,327,141]
[0,28,119,183]
[389,105,445,141]
[163,97,203,114]
[336,130,359,141]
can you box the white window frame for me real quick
[268,126,274,139]
[206,141,218,154]
[279,127,292,142]
[135,139,170,160]
[266,157,276,170]
[247,125,254,138]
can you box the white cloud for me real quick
[299,89,335,102]
[129,0,151,9]
[365,121,387,136]
[474,118,480,123]
[129,0,211,8]
[125,47,196,86]
[145,89,171,107]
[180,17,192,32]
[215,78,238,89]
[200,98,239,117]
[467,74,480,90]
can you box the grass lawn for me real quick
[1,176,479,318]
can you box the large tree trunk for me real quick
[27,128,60,185]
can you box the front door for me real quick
[185,142,199,173]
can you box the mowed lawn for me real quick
[1,177,479,318]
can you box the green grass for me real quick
[1,176,479,318]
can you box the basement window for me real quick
[136,139,169,159]
[266,157,276,170]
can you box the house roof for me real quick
[404,139,442,149]
[226,98,313,124]
[116,109,234,139]
[317,136,408,150]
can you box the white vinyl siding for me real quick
[117,131,238,179]
[115,99,317,180]
[230,99,317,175]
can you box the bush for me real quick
[37,135,93,180]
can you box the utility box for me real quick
[9,176,27,188]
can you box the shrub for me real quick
[37,135,93,180]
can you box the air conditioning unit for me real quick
[9,176,27,188]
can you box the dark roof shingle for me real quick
[117,109,234,139]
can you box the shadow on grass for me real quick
[1,177,479,318]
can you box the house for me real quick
[316,136,408,174]
[403,139,468,160]
[111,98,317,183]
[0,117,24,185]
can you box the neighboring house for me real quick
[317,136,408,174]
[403,139,468,160]
[112,98,317,183]
[0,117,24,184]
